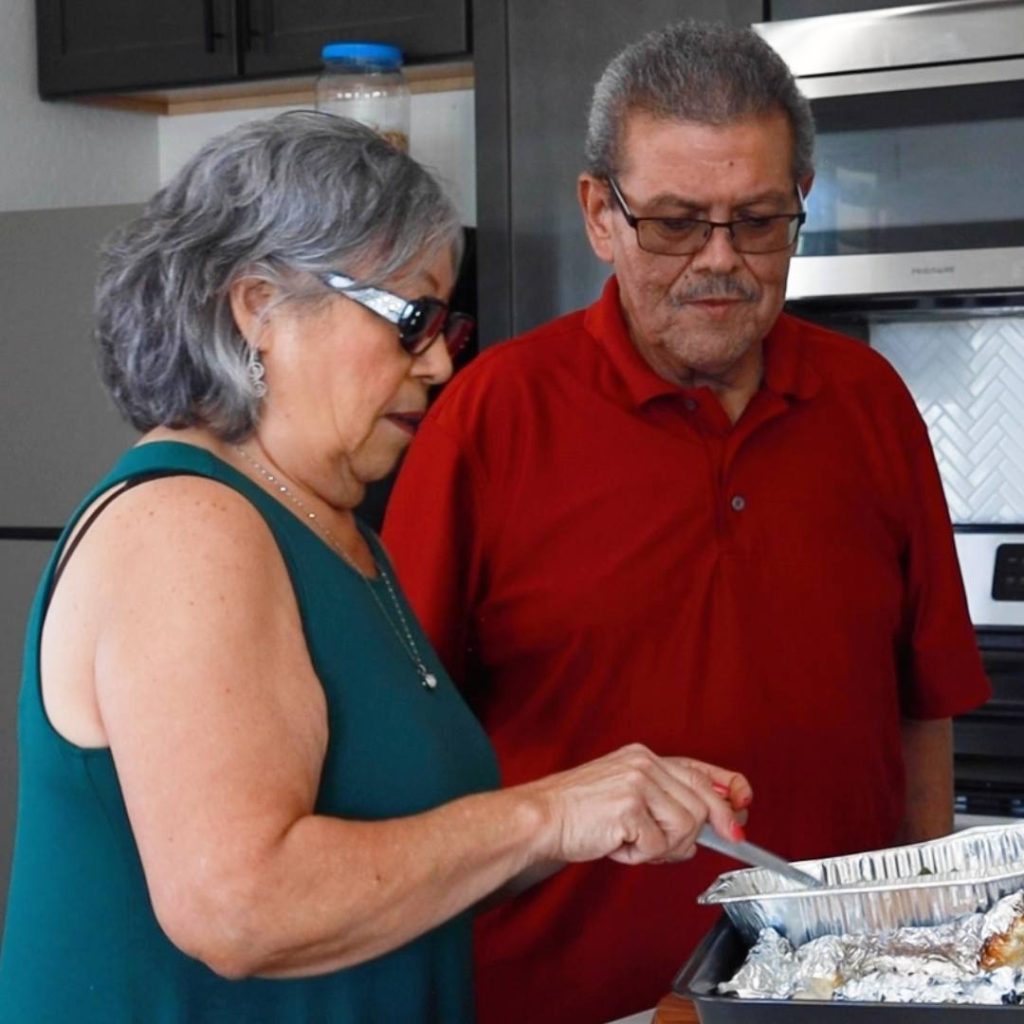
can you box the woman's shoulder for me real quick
[110,471,277,563]
[67,461,285,609]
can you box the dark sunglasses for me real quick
[321,272,475,358]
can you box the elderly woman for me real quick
[0,112,751,1022]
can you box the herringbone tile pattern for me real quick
[871,318,1024,524]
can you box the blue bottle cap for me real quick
[321,42,404,67]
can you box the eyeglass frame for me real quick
[320,272,475,358]
[605,176,807,256]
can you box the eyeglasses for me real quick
[320,272,475,358]
[606,177,806,256]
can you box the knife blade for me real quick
[697,824,824,889]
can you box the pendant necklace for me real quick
[234,444,438,691]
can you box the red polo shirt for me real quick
[382,277,990,1024]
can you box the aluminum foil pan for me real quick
[698,824,1024,947]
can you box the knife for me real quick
[697,824,825,889]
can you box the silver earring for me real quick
[247,346,267,398]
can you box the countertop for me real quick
[654,995,699,1022]
[607,995,698,1023]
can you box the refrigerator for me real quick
[0,203,140,935]
[471,0,764,350]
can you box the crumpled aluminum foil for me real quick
[719,890,1024,1004]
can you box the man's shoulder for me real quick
[473,307,592,371]
[430,307,594,414]
[777,311,906,390]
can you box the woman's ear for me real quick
[228,278,278,349]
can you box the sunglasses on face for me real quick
[321,272,475,358]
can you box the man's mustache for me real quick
[671,277,759,304]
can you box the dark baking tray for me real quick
[673,915,1021,1021]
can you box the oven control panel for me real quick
[955,531,1024,626]
[994,544,1024,602]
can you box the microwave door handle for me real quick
[797,56,1024,99]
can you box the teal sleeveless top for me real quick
[0,442,500,1024]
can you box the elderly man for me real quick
[382,20,990,1024]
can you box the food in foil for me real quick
[719,890,1024,1004]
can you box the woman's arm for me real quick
[68,476,747,980]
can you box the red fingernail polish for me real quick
[730,821,746,842]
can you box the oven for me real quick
[754,0,1024,307]
[753,2,1024,827]
[835,315,1024,832]
[952,528,1024,826]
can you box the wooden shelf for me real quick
[79,59,474,116]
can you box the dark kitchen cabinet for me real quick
[36,1,237,97]
[242,1,468,77]
[472,0,763,348]
[36,0,469,99]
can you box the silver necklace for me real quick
[234,444,438,691]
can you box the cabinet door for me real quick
[36,0,238,98]
[241,0,469,78]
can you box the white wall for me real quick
[0,0,158,212]
[0,0,474,220]
[157,89,477,225]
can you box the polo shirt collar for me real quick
[583,276,682,407]
[584,275,822,407]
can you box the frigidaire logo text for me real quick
[910,265,956,276]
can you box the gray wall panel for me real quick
[1,205,142,526]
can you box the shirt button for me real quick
[684,398,698,411]
[730,494,747,512]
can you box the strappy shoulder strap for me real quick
[46,471,178,605]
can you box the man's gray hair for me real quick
[96,110,462,440]
[584,20,814,182]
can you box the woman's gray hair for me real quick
[96,110,463,440]
[584,20,814,182]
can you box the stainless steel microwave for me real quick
[754,1,1024,306]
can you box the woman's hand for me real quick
[514,743,752,867]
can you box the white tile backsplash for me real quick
[871,317,1024,524]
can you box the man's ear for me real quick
[798,172,814,203]
[228,278,278,349]
[578,174,616,265]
